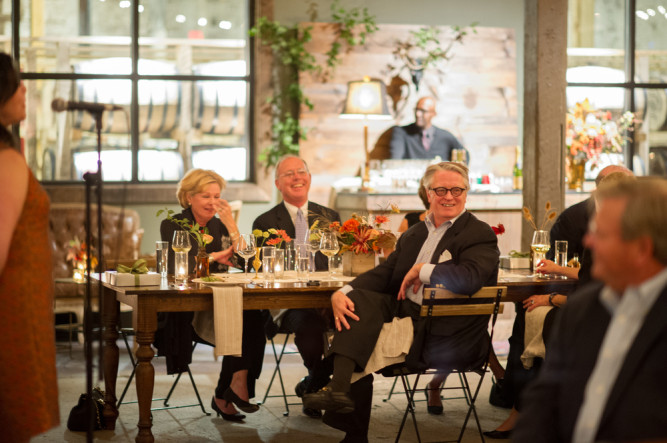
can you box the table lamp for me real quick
[340,76,392,191]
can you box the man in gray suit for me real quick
[304,162,499,442]
[253,155,340,418]
[390,96,467,161]
[514,177,667,443]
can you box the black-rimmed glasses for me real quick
[429,186,466,197]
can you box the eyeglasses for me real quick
[279,168,309,179]
[429,186,466,197]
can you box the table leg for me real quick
[134,307,158,443]
[102,285,119,429]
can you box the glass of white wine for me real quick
[319,230,340,279]
[235,234,256,282]
[531,230,550,278]
[172,231,192,283]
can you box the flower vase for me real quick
[566,154,586,191]
[342,252,376,277]
[195,247,210,278]
[252,247,262,279]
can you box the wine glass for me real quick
[531,230,550,278]
[235,234,256,282]
[172,231,192,282]
[307,229,321,272]
[319,230,340,279]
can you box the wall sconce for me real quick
[340,77,392,191]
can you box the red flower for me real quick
[374,215,389,225]
[341,219,360,233]
[492,224,505,235]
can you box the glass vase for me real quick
[195,247,210,278]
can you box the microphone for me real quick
[51,98,124,113]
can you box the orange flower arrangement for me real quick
[252,228,291,248]
[329,214,396,255]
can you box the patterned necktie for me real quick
[295,208,308,245]
[422,131,431,151]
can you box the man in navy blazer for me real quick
[304,162,499,441]
[253,155,340,417]
[390,96,467,161]
[514,177,667,443]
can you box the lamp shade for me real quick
[340,77,392,120]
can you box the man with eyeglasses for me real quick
[303,162,499,442]
[390,96,468,161]
[253,154,340,418]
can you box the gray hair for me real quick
[422,162,470,193]
[274,155,310,180]
[596,177,667,265]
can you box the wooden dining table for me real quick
[99,271,577,443]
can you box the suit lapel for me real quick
[600,286,667,425]
[430,211,470,263]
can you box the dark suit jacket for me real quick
[514,280,667,443]
[252,201,340,271]
[350,211,499,336]
[547,197,593,262]
[389,123,467,161]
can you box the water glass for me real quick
[329,254,343,279]
[156,241,169,278]
[274,249,285,279]
[172,231,191,283]
[555,240,568,278]
[296,243,310,282]
[262,246,276,283]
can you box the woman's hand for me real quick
[210,245,235,266]
[535,259,562,275]
[398,263,425,300]
[214,199,239,234]
[331,291,360,331]
[522,294,550,312]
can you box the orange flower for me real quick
[341,219,360,233]
[374,215,389,225]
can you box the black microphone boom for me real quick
[51,98,123,113]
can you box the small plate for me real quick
[192,278,241,287]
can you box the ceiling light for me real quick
[647,8,656,16]
[636,10,649,20]
[175,14,186,23]
[218,20,232,30]
[658,5,666,14]
[197,17,208,26]
[119,0,130,8]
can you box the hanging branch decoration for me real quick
[249,0,378,169]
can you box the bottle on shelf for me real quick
[513,145,523,190]
[570,253,581,268]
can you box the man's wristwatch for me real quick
[548,292,557,307]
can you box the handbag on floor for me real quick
[66,386,105,431]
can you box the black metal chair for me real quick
[117,328,209,415]
[383,285,506,443]
[258,331,302,416]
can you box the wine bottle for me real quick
[513,145,523,190]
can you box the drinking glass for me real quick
[262,246,276,283]
[329,254,343,279]
[319,231,340,278]
[274,249,285,279]
[555,240,568,279]
[156,241,169,278]
[296,243,310,282]
[531,230,550,278]
[284,241,296,271]
[235,234,256,282]
[307,228,321,272]
[172,231,191,283]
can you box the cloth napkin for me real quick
[191,286,243,357]
[520,305,553,369]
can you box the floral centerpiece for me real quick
[565,99,636,189]
[156,209,213,248]
[252,228,291,248]
[329,214,397,255]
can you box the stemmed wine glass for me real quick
[319,230,340,279]
[531,230,550,278]
[307,228,321,272]
[235,234,256,282]
[172,231,192,282]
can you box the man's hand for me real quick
[210,245,234,266]
[398,263,425,300]
[331,290,360,331]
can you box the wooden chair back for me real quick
[420,286,506,318]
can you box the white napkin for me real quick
[521,306,553,369]
[191,286,243,357]
[351,317,413,383]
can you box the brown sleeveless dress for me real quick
[0,158,59,441]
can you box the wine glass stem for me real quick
[328,256,333,278]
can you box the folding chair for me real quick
[117,328,210,415]
[258,331,303,416]
[385,285,506,443]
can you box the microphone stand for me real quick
[83,110,104,442]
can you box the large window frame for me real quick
[6,0,256,187]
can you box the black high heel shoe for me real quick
[223,388,260,413]
[483,429,512,439]
[211,397,245,422]
[424,387,444,415]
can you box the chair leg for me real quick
[260,333,301,417]
[396,373,421,443]
[383,376,400,402]
[456,370,487,443]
